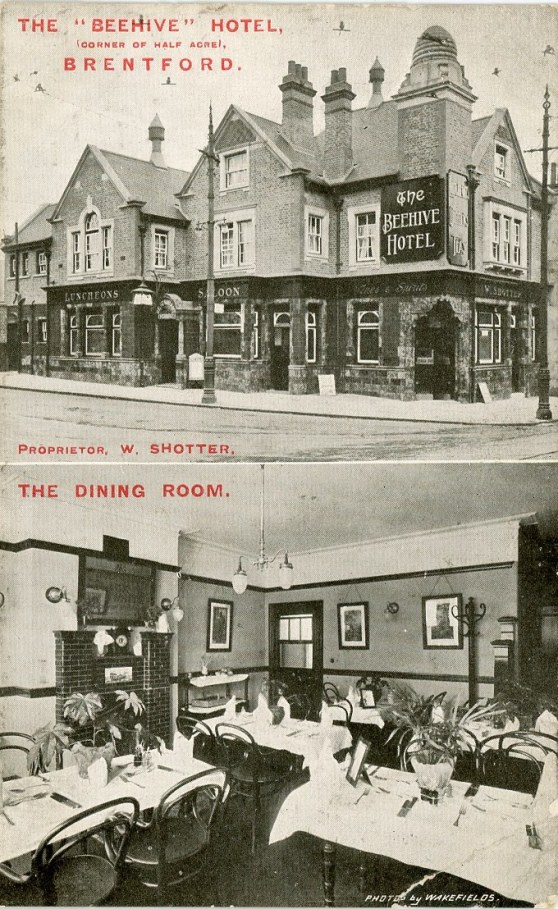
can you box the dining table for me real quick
[0,750,214,868]
[205,713,353,769]
[269,754,558,906]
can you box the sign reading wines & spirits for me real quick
[381,176,444,264]
[447,171,469,267]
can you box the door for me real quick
[414,301,457,399]
[510,313,521,393]
[270,311,290,391]
[159,319,178,383]
[269,600,323,720]
[7,322,18,370]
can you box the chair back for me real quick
[31,796,139,905]
[0,731,35,778]
[176,715,217,763]
[479,732,543,794]
[285,693,312,721]
[155,768,229,892]
[323,683,340,705]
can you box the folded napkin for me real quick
[93,629,114,656]
[309,742,344,790]
[347,685,358,707]
[534,753,558,822]
[320,702,334,728]
[88,756,108,788]
[535,710,558,737]
[277,695,291,721]
[504,716,521,732]
[173,731,195,764]
[254,693,273,727]
[223,695,237,721]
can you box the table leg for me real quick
[323,841,336,906]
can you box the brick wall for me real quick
[398,101,443,180]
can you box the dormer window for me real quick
[221,150,249,190]
[494,143,509,181]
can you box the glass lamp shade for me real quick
[279,555,294,590]
[232,563,248,595]
[132,283,153,306]
[172,604,184,622]
[160,597,173,612]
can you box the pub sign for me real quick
[447,171,469,267]
[381,176,444,264]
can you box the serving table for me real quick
[205,714,352,769]
[269,756,558,906]
[0,751,214,867]
[349,706,385,727]
[181,672,249,717]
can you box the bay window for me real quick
[485,203,526,272]
[308,214,323,255]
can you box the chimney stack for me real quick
[148,114,166,168]
[322,68,356,181]
[279,61,316,149]
[367,58,385,109]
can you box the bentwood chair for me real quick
[119,768,229,906]
[175,715,218,764]
[479,732,542,795]
[327,699,353,724]
[0,796,139,906]
[215,722,299,854]
[323,682,341,704]
[0,732,35,779]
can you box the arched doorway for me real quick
[271,310,291,390]
[414,300,459,400]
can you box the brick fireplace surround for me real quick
[54,630,173,744]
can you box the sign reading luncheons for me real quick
[381,176,444,263]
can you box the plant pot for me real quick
[72,742,115,778]
[411,756,454,800]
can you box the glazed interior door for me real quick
[269,600,323,720]
[159,320,178,383]
[270,312,290,390]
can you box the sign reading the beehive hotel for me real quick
[381,176,444,263]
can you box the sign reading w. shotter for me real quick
[381,176,444,264]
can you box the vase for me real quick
[411,756,454,803]
[72,742,116,778]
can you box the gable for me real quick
[215,117,257,152]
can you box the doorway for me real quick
[7,323,19,370]
[510,313,522,393]
[159,319,178,383]
[270,311,290,391]
[268,600,323,720]
[414,300,458,399]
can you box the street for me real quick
[1,387,557,462]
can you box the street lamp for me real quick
[199,105,219,405]
[525,85,556,421]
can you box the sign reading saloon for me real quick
[381,176,444,264]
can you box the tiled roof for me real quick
[99,150,189,220]
[4,203,55,247]
[471,116,491,157]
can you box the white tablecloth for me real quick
[350,706,385,727]
[206,714,352,768]
[0,751,213,865]
[269,757,558,906]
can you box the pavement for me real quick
[1,371,557,426]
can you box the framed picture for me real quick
[84,587,107,616]
[422,594,463,649]
[104,666,133,685]
[207,599,233,652]
[337,602,369,649]
[346,736,370,787]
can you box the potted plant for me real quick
[260,678,288,724]
[26,722,73,775]
[493,681,558,731]
[62,689,147,775]
[379,681,506,800]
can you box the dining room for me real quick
[1,462,557,907]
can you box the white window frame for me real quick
[220,148,249,191]
[306,310,317,364]
[251,307,260,360]
[69,313,79,355]
[111,310,121,357]
[21,252,29,277]
[357,310,380,364]
[84,311,105,357]
[67,204,113,279]
[475,307,502,365]
[213,301,243,359]
[38,318,47,343]
[21,319,30,343]
[484,202,527,273]
[530,311,537,361]
[214,208,255,273]
[9,254,16,278]
[305,206,330,261]
[36,251,47,276]
[154,230,168,269]
[347,203,381,268]
[494,142,510,182]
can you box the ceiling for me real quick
[3,463,558,556]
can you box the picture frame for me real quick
[422,594,463,649]
[207,599,233,652]
[84,587,107,616]
[104,665,133,685]
[346,736,371,787]
[337,602,369,650]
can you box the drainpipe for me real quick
[30,299,35,375]
[45,250,51,377]
[466,166,481,401]
[14,223,21,372]
[333,194,344,388]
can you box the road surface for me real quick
[1,387,557,462]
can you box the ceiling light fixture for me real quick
[232,465,294,595]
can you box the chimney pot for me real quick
[301,66,308,81]
[338,67,347,83]
[331,69,338,84]
[288,60,296,74]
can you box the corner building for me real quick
[2,27,549,400]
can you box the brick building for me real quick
[2,26,552,400]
